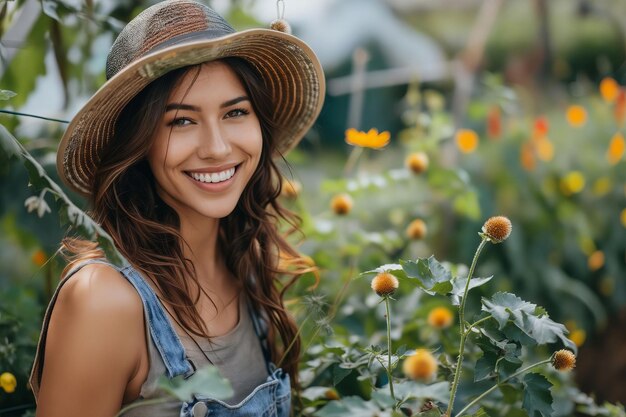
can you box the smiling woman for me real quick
[27,1,325,416]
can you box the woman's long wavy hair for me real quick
[62,57,312,385]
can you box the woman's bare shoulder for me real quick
[36,263,145,417]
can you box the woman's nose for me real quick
[197,124,232,159]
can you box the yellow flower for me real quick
[592,177,612,196]
[482,216,512,243]
[566,105,587,128]
[324,389,340,400]
[588,250,605,271]
[0,372,16,393]
[31,249,47,267]
[280,178,301,199]
[607,132,625,165]
[560,171,585,196]
[345,128,390,149]
[600,77,620,103]
[405,152,429,174]
[455,129,479,153]
[403,349,438,381]
[569,329,586,347]
[621,208,626,228]
[330,194,353,215]
[427,306,454,329]
[552,350,576,371]
[371,272,399,296]
[406,219,427,240]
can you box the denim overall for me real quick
[68,260,291,417]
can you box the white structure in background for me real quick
[296,0,449,95]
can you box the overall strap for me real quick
[119,265,194,379]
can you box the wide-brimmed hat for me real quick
[57,0,325,196]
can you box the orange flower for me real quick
[403,349,438,381]
[569,329,586,347]
[600,77,620,103]
[330,193,353,215]
[520,142,536,171]
[32,250,47,267]
[482,216,512,243]
[405,152,429,174]
[533,116,549,138]
[615,89,626,126]
[455,129,479,153]
[345,128,390,149]
[405,219,427,240]
[280,178,301,199]
[486,105,502,139]
[588,250,605,271]
[427,306,454,329]
[566,105,587,128]
[534,137,554,161]
[607,132,625,165]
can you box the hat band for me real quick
[147,28,236,56]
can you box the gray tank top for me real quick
[29,260,270,417]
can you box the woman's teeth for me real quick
[189,167,236,183]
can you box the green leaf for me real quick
[360,264,407,280]
[453,190,481,220]
[314,396,382,417]
[156,365,233,402]
[393,381,450,403]
[481,292,536,329]
[475,351,498,381]
[0,90,16,100]
[401,256,453,295]
[450,276,493,305]
[520,312,577,352]
[469,408,491,417]
[522,373,553,417]
[332,364,352,386]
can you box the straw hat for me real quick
[57,0,325,196]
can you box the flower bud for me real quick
[405,152,429,174]
[371,272,399,296]
[482,216,512,243]
[406,219,427,240]
[331,194,353,215]
[403,349,438,381]
[552,349,576,371]
[427,306,454,329]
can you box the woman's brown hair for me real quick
[62,57,312,384]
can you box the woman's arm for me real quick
[36,263,145,417]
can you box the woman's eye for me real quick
[225,108,250,118]
[168,117,193,127]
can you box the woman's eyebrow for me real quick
[221,96,250,108]
[165,103,200,112]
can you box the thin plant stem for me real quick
[277,314,310,368]
[455,358,552,417]
[344,146,363,176]
[384,296,397,404]
[464,316,493,337]
[445,237,488,417]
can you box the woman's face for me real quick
[147,61,263,222]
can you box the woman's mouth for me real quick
[186,166,236,184]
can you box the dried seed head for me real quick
[552,349,576,371]
[270,19,292,34]
[331,193,353,215]
[371,272,399,296]
[405,152,429,174]
[403,349,438,381]
[427,306,454,329]
[281,179,301,199]
[406,219,427,240]
[482,216,512,243]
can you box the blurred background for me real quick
[0,0,625,415]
